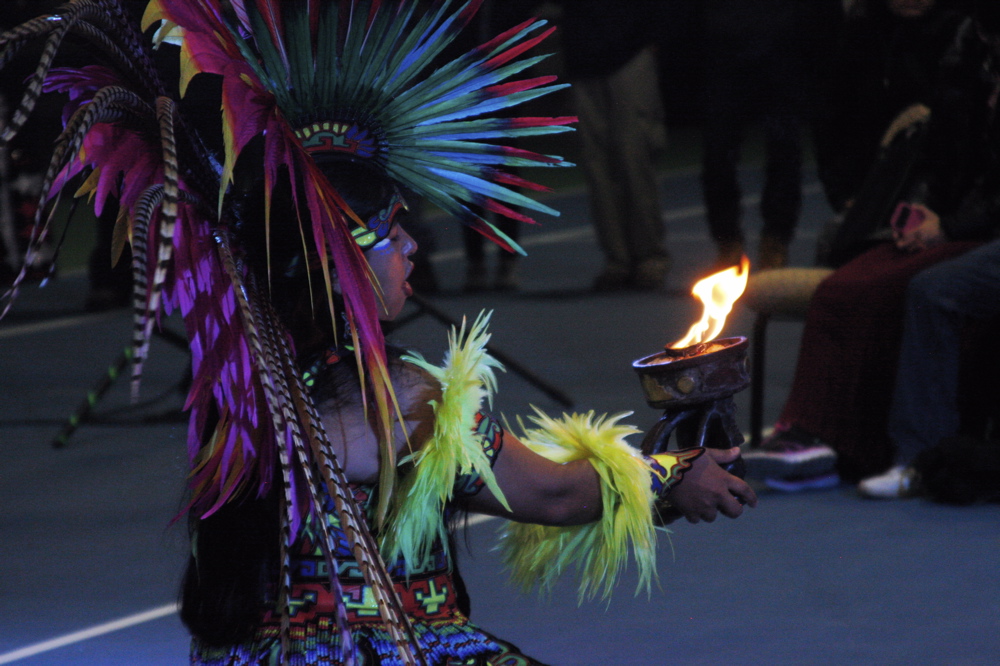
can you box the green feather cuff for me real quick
[382,311,509,568]
[500,410,660,604]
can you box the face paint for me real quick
[364,224,417,321]
[351,191,408,249]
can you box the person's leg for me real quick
[609,47,669,288]
[889,240,1000,465]
[573,78,631,288]
[493,214,520,290]
[756,33,810,270]
[701,64,746,265]
[758,110,802,269]
[749,242,980,483]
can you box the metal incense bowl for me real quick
[632,336,750,409]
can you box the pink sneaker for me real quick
[743,425,837,480]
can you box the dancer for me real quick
[0,1,755,664]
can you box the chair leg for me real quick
[749,313,769,449]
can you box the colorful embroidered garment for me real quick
[191,414,549,665]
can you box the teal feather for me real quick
[248,7,291,102]
[384,1,465,89]
[412,124,574,142]
[425,167,561,216]
[386,52,552,117]
[314,3,339,105]
[408,84,571,127]
[285,6,315,115]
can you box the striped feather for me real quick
[0,2,82,144]
[263,303,423,665]
[276,485,293,666]
[254,299,359,665]
[128,185,163,392]
[131,97,181,400]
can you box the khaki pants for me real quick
[573,46,667,271]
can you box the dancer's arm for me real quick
[466,435,756,526]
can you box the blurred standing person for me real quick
[701,0,843,270]
[559,0,671,291]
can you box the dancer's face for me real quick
[366,223,417,321]
[888,0,935,18]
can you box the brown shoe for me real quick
[757,235,789,270]
[592,264,631,292]
[632,256,671,291]
[494,255,520,291]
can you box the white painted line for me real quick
[0,603,179,664]
[0,515,498,662]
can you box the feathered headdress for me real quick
[0,1,573,662]
[141,0,575,519]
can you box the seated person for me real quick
[745,0,1000,490]
[860,238,1000,497]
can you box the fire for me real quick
[670,256,750,349]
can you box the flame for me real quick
[670,256,750,349]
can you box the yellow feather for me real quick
[501,410,661,604]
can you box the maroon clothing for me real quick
[777,241,978,481]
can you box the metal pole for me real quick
[52,348,133,448]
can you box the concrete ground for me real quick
[1,165,997,665]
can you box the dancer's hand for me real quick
[663,447,757,523]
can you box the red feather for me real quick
[485,25,556,70]
[474,18,534,57]
[509,115,577,129]
[490,169,551,193]
[484,75,557,98]
[483,198,538,225]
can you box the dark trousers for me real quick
[700,48,805,247]
[889,239,1000,464]
[778,241,977,481]
[574,47,667,271]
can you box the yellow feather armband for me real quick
[499,410,665,604]
[381,311,509,568]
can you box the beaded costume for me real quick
[0,2,704,664]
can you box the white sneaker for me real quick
[857,465,920,499]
